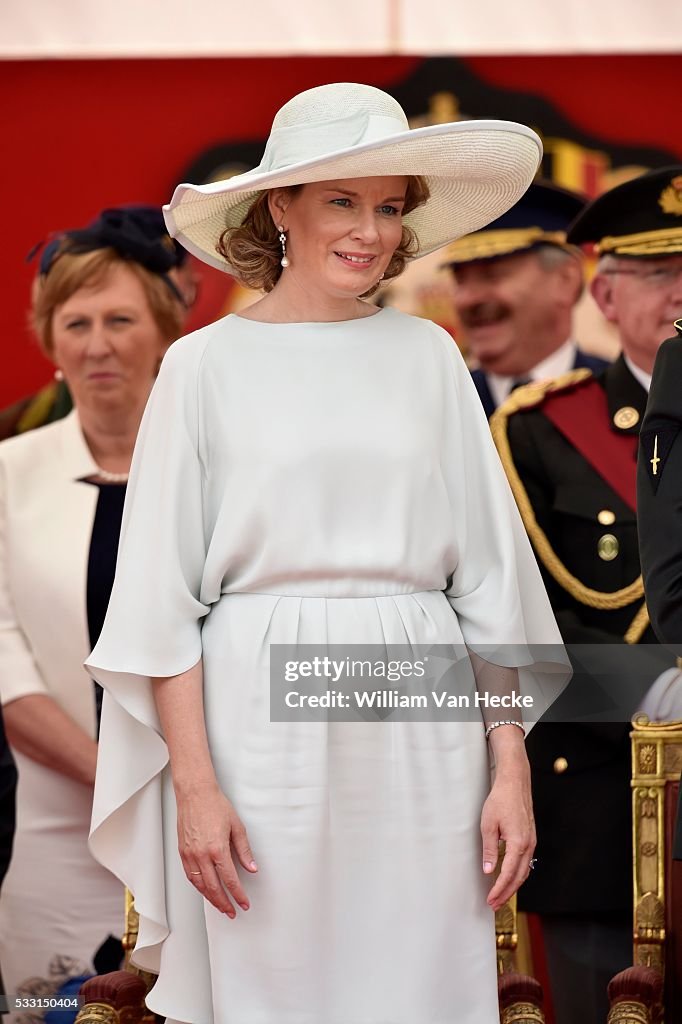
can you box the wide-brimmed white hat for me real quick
[163,82,543,273]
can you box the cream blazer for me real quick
[0,410,102,737]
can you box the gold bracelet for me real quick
[484,719,525,741]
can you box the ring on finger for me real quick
[190,870,202,875]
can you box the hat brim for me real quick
[163,120,542,273]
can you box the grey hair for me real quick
[596,253,620,275]
[535,243,585,301]
[535,243,580,270]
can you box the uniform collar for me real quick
[603,355,649,436]
[529,337,578,383]
[623,354,652,393]
[487,337,577,409]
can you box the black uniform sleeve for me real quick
[638,335,682,651]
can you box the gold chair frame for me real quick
[607,714,682,1024]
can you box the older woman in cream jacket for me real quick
[0,209,186,1017]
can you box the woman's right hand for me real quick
[176,780,258,917]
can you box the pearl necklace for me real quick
[93,465,129,484]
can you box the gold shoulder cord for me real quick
[490,371,649,644]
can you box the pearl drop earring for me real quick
[278,225,290,268]
[54,369,64,382]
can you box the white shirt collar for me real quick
[623,354,652,393]
[487,338,578,410]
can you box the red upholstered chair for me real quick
[75,891,155,1024]
[606,715,682,1024]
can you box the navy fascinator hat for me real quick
[30,205,187,304]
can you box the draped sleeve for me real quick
[430,322,571,729]
[86,331,213,993]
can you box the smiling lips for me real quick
[334,251,376,268]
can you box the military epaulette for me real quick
[490,367,648,644]
[492,367,594,420]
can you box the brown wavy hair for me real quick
[217,176,431,297]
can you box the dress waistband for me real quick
[219,585,446,600]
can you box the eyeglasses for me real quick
[602,265,682,288]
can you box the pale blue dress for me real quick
[87,307,570,1024]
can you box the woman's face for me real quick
[51,262,170,418]
[272,176,408,298]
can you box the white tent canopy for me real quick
[2,0,681,58]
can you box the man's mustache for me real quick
[458,301,510,328]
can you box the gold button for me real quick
[553,757,568,774]
[613,406,639,430]
[598,509,616,526]
[598,533,619,561]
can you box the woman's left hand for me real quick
[480,737,535,912]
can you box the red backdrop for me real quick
[1,53,678,405]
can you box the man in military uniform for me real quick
[638,316,682,861]
[443,180,608,417]
[491,167,682,1024]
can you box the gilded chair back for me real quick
[495,855,546,1023]
[631,714,682,1021]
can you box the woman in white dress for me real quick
[87,83,571,1024]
